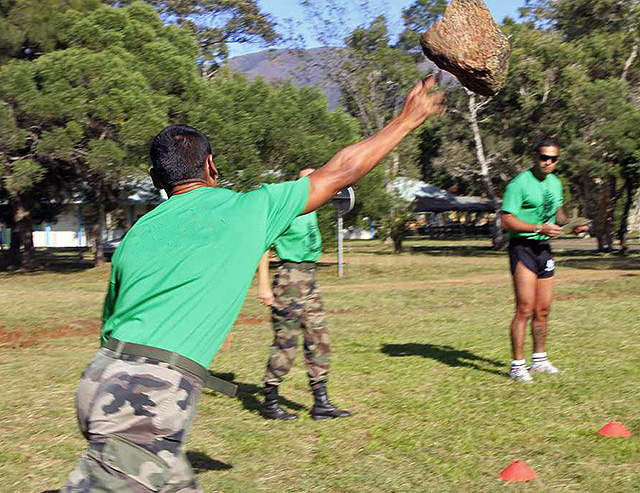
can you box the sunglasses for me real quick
[538,154,558,163]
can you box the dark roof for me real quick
[392,178,496,213]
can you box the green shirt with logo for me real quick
[101,177,309,367]
[501,169,563,240]
[274,211,322,263]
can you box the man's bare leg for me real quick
[530,277,560,373]
[532,277,554,353]
[511,262,538,360]
[509,263,537,381]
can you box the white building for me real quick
[1,184,164,248]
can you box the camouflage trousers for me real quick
[263,262,331,386]
[63,347,204,492]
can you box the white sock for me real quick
[511,359,526,370]
[531,352,547,365]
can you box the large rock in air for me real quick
[420,0,510,96]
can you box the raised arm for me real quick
[303,76,445,214]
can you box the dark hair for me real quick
[534,137,560,154]
[150,125,212,189]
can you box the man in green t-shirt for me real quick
[256,167,350,421]
[63,77,445,491]
[501,138,588,383]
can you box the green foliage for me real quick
[0,1,204,265]
[185,70,360,191]
[410,0,640,250]
[397,0,446,53]
[0,0,102,64]
[0,103,29,153]
[3,158,45,196]
[109,0,279,64]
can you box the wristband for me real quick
[533,224,542,234]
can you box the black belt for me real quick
[281,261,317,271]
[104,338,237,397]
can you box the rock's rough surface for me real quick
[420,0,510,96]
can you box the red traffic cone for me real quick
[599,421,632,437]
[499,461,538,482]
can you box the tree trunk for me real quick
[392,233,404,254]
[621,43,638,83]
[467,92,506,248]
[93,179,106,266]
[617,176,638,255]
[9,193,36,270]
[592,175,619,252]
[9,228,20,267]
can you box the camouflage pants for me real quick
[63,347,204,492]
[263,262,331,386]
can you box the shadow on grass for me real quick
[410,244,500,258]
[381,343,507,377]
[186,451,232,473]
[207,372,307,414]
[0,249,95,274]
[556,255,640,271]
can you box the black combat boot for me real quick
[310,382,352,420]
[260,384,298,420]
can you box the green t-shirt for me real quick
[501,169,563,240]
[273,211,322,263]
[101,177,309,367]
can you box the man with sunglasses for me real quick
[501,138,587,383]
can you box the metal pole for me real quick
[337,211,344,277]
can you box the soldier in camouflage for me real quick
[61,78,445,489]
[257,168,351,421]
[63,349,203,492]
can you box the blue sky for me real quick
[228,0,528,57]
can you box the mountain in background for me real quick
[225,47,450,110]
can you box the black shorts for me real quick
[508,238,555,279]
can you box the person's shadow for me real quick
[381,343,507,377]
[186,451,232,473]
[207,372,307,414]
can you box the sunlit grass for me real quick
[1,240,639,491]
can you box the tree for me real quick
[419,8,640,251]
[519,0,640,250]
[110,0,280,69]
[397,0,447,54]
[0,0,101,65]
[184,69,361,243]
[0,2,202,267]
[296,2,431,251]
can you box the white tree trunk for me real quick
[467,91,505,246]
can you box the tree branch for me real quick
[621,42,638,82]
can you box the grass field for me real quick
[1,239,639,492]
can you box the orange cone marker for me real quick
[599,421,632,437]
[499,461,538,482]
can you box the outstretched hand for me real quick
[399,76,446,130]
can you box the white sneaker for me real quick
[509,366,534,382]
[529,360,561,374]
